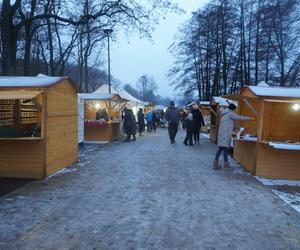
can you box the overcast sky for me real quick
[110,0,209,98]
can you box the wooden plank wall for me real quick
[233,140,257,174]
[262,102,300,141]
[0,140,44,178]
[45,80,78,177]
[256,143,300,180]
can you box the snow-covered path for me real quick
[0,129,300,249]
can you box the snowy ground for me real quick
[204,132,300,215]
[0,129,299,249]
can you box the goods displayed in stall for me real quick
[225,85,300,180]
[79,93,128,142]
[0,76,78,179]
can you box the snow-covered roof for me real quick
[79,93,128,102]
[247,86,300,98]
[93,84,119,95]
[0,76,67,87]
[94,84,144,105]
[212,96,230,106]
[199,101,210,105]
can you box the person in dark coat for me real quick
[165,101,181,144]
[192,104,205,144]
[183,113,194,146]
[123,108,136,142]
[137,108,145,136]
[152,111,157,132]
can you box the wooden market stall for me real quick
[79,93,128,142]
[225,85,300,180]
[0,76,78,179]
[93,84,144,119]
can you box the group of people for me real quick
[122,107,165,142]
[164,101,205,146]
[145,110,162,132]
[164,101,253,170]
[123,100,253,171]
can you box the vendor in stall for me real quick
[96,108,109,122]
[213,103,253,170]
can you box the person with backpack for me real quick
[165,101,181,144]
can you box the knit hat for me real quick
[228,103,237,110]
[170,101,175,106]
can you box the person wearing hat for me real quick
[165,101,181,143]
[213,103,254,170]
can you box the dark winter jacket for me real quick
[185,118,194,133]
[166,106,181,123]
[192,109,205,129]
[137,110,145,125]
[124,109,136,135]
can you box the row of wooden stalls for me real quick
[78,84,145,143]
[0,78,144,179]
[209,86,300,181]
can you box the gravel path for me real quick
[0,129,299,250]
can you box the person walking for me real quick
[152,111,157,132]
[213,103,253,170]
[146,110,153,132]
[192,104,205,144]
[183,113,194,146]
[165,101,181,144]
[137,108,145,136]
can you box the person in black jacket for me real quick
[192,104,205,144]
[183,113,194,146]
[123,108,136,142]
[165,101,181,144]
[137,108,145,136]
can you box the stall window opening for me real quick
[0,93,43,139]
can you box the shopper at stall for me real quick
[137,108,145,136]
[146,110,153,131]
[123,108,136,142]
[213,103,253,170]
[192,104,205,144]
[183,112,194,146]
[165,101,181,144]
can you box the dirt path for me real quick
[0,129,299,250]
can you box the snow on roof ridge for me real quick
[247,85,300,98]
[0,76,66,87]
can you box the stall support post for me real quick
[257,100,265,141]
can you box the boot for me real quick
[224,162,231,170]
[213,160,221,170]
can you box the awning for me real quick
[0,90,43,100]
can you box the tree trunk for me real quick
[1,0,17,75]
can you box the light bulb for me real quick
[292,103,300,111]
[95,103,101,109]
